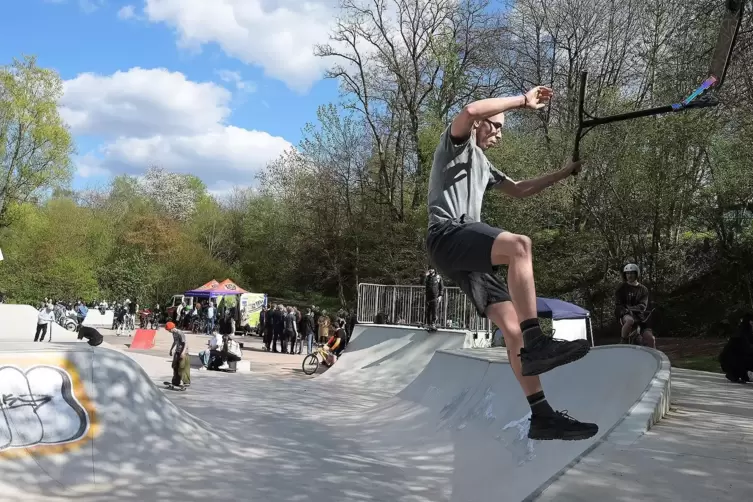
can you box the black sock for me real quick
[527,391,554,417]
[520,318,543,346]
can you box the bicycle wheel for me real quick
[302,354,319,375]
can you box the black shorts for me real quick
[426,217,511,317]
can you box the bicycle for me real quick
[620,306,655,346]
[301,342,337,375]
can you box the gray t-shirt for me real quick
[427,126,507,227]
[171,328,187,351]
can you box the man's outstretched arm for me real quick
[496,159,581,198]
[450,87,553,140]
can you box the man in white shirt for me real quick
[176,301,185,325]
[205,301,216,335]
[198,332,224,370]
[34,303,55,342]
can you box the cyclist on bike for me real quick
[615,263,655,348]
[322,319,348,365]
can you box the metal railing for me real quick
[357,283,492,333]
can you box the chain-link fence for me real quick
[357,283,493,333]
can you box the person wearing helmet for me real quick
[615,264,655,347]
[167,321,190,388]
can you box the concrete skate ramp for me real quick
[318,324,466,393]
[0,304,78,342]
[0,329,669,502]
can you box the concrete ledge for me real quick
[602,346,671,445]
[522,345,671,501]
[189,353,251,373]
[440,345,672,445]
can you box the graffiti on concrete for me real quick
[0,365,89,452]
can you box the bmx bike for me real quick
[301,342,337,375]
[620,306,655,347]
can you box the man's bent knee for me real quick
[621,315,635,326]
[491,232,532,264]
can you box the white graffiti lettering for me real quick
[0,365,89,452]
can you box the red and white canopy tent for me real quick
[185,279,248,298]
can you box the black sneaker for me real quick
[725,373,740,383]
[520,337,590,376]
[529,410,599,441]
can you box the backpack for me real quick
[227,339,242,358]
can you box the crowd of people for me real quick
[257,304,355,357]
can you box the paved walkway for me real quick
[535,368,753,501]
[100,327,309,377]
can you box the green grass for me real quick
[672,355,722,373]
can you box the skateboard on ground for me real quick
[163,381,187,391]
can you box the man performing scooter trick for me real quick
[426,86,598,441]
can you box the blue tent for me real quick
[536,297,589,320]
[493,297,593,346]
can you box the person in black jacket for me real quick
[273,305,285,353]
[263,304,274,351]
[425,268,444,331]
[77,326,103,346]
[300,308,316,354]
[719,313,753,383]
[615,263,655,348]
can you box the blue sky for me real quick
[0,0,341,194]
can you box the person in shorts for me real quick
[426,86,598,441]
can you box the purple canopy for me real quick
[536,297,589,320]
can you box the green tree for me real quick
[0,55,75,226]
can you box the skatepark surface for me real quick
[3,304,748,501]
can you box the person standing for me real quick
[273,305,285,353]
[34,303,55,342]
[301,308,316,354]
[167,321,190,388]
[424,268,444,331]
[75,300,88,329]
[283,306,298,354]
[263,304,275,351]
[205,301,216,335]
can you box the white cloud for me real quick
[76,154,111,178]
[43,0,105,12]
[216,70,256,93]
[98,126,291,181]
[143,0,339,92]
[60,68,231,138]
[117,4,136,19]
[63,68,292,189]
[79,0,105,13]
